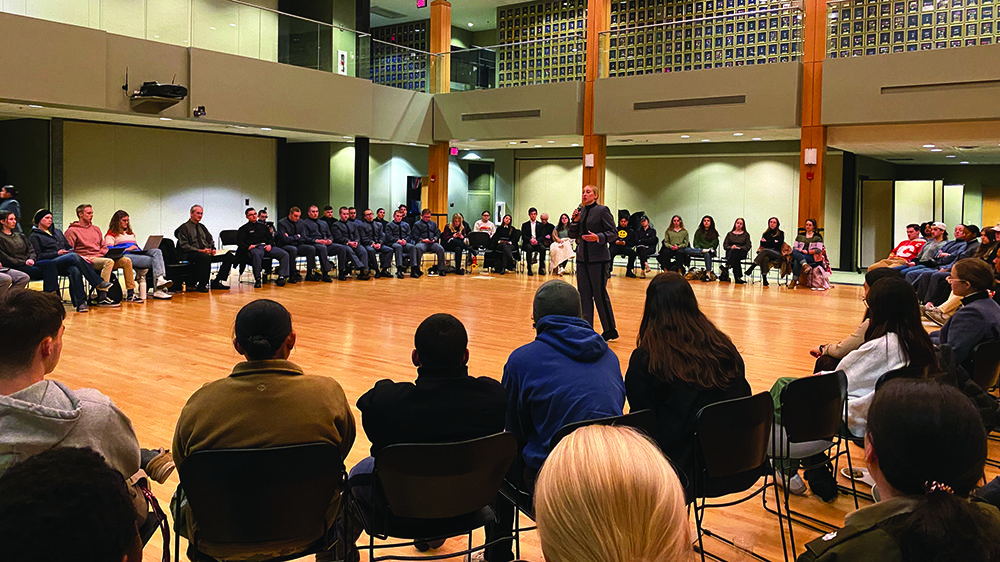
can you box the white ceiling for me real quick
[828,121,1000,166]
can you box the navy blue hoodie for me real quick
[502,314,624,470]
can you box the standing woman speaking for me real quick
[568,184,619,341]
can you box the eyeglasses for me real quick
[946,276,969,285]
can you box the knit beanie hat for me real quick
[533,279,583,321]
[33,209,52,226]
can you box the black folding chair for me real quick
[347,432,517,562]
[764,372,856,558]
[692,392,780,562]
[173,443,346,562]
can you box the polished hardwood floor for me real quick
[51,266,999,561]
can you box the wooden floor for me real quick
[52,267,999,562]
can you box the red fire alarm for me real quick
[430,174,436,182]
[806,171,815,180]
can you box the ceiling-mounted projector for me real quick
[132,81,188,100]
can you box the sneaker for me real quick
[804,464,839,503]
[125,293,144,304]
[154,276,173,290]
[96,296,121,307]
[466,552,487,562]
[97,280,114,291]
[76,303,89,313]
[141,448,176,484]
[253,280,262,288]
[923,306,948,326]
[411,267,423,279]
[396,270,405,279]
[774,470,808,496]
[195,284,210,293]
[152,290,172,300]
[275,277,287,287]
[602,329,620,342]
[210,279,230,290]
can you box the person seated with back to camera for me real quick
[797,378,1000,562]
[349,313,506,554]
[173,204,235,292]
[172,299,356,561]
[104,209,174,301]
[609,215,637,278]
[534,425,694,562]
[237,207,291,288]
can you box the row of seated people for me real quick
[3,272,1000,562]
[0,205,177,312]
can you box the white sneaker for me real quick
[155,276,173,290]
[466,552,487,562]
[152,289,173,300]
[775,470,808,496]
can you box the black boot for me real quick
[718,266,731,282]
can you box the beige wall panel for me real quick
[146,0,191,47]
[102,0,146,38]
[433,82,585,141]
[331,143,356,204]
[158,129,207,235]
[237,135,277,213]
[742,157,799,235]
[371,86,435,145]
[594,63,802,135]
[823,45,1000,125]
[189,48,373,135]
[109,126,164,236]
[824,152,844,270]
[105,33,191,117]
[0,12,107,108]
[514,159,582,220]
[63,122,117,228]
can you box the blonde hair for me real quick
[535,425,693,562]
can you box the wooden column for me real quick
[427,0,451,215]
[799,0,827,224]
[582,0,610,199]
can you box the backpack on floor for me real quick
[809,265,831,290]
[104,273,123,303]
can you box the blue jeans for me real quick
[791,250,818,276]
[683,247,714,271]
[124,248,166,279]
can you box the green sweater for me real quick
[692,230,719,252]
[662,228,689,249]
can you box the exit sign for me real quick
[417,0,427,7]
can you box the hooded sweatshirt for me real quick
[0,380,141,479]
[502,314,625,470]
[64,221,108,260]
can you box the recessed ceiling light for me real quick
[922,144,935,148]
[209,26,216,30]
[946,155,956,158]
[960,161,970,164]
[27,105,42,108]
[680,135,690,139]
[534,145,541,148]
[230,23,237,27]
[733,132,744,136]
[343,136,352,139]
[408,142,417,146]
[159,117,172,121]
[752,137,762,141]
[261,127,272,131]
[508,141,518,145]
[571,143,579,147]
[468,22,474,27]
[930,148,942,152]
[547,140,555,143]
[153,35,160,38]
[701,139,711,142]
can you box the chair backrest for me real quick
[178,443,344,546]
[550,409,658,451]
[779,371,847,444]
[159,237,180,263]
[219,229,239,248]
[467,231,490,248]
[971,340,1000,391]
[694,392,773,497]
[375,432,517,520]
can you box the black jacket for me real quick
[635,226,658,249]
[330,220,358,245]
[411,219,441,243]
[276,218,309,246]
[236,221,275,260]
[29,226,72,260]
[383,220,411,245]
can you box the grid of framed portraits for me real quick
[371,21,430,91]
[606,0,803,76]
[496,0,588,87]
[827,0,999,57]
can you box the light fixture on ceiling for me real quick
[159,117,172,121]
[230,23,236,27]
[922,144,935,148]
[930,148,942,152]
[571,143,579,147]
[209,26,216,30]
[468,22,474,27]
[462,152,482,160]
[508,141,518,145]
[701,139,711,142]
[408,142,417,146]
[752,137,762,141]
[547,140,555,143]
[27,105,42,108]
[343,136,352,139]
[946,155,956,158]
[733,132,744,136]
[534,145,542,148]
[680,134,690,139]
[261,127,272,131]
[960,161,970,164]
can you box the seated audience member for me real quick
[442,213,473,275]
[906,224,980,294]
[350,313,506,552]
[929,258,1000,370]
[174,205,234,292]
[789,218,823,285]
[746,216,785,286]
[915,226,994,306]
[0,263,29,295]
[0,185,21,231]
[473,211,496,237]
[798,379,1000,562]
[521,207,548,276]
[66,204,137,303]
[898,223,964,276]
[375,208,388,227]
[489,280,625,562]
[719,218,751,284]
[867,223,925,271]
[898,221,947,273]
[625,272,751,499]
[277,207,331,283]
[549,213,575,275]
[535,425,692,562]
[0,447,144,562]
[172,299,356,561]
[773,276,938,502]
[320,205,338,231]
[0,290,173,518]
[632,215,658,278]
[657,215,690,273]
[685,215,720,281]
[609,215,637,277]
[257,208,274,232]
[411,208,447,277]
[13,209,113,311]
[490,214,520,275]
[303,205,347,281]
[104,210,173,301]
[330,206,372,280]
[384,209,416,279]
[360,208,393,278]
[809,268,903,372]
[237,207,290,287]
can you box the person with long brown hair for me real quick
[105,210,173,300]
[625,271,750,499]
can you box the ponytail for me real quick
[234,299,293,360]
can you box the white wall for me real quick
[368,144,427,210]
[63,121,276,241]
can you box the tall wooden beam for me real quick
[799,0,827,224]
[427,0,451,215]
[582,0,610,200]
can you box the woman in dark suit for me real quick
[930,258,1000,369]
[568,185,618,341]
